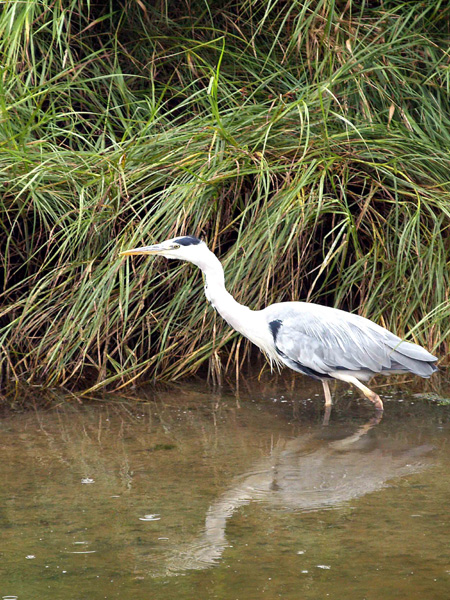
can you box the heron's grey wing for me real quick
[266,310,387,378]
[263,303,437,379]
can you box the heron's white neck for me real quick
[192,250,269,352]
[200,254,252,333]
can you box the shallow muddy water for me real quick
[1,379,450,599]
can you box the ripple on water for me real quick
[67,541,96,554]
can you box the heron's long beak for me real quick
[120,244,166,256]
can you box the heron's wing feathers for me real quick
[263,303,437,378]
[269,310,390,376]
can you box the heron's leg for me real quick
[322,404,332,426]
[343,376,384,411]
[321,381,332,426]
[322,380,332,408]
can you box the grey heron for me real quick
[121,236,438,412]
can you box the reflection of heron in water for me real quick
[121,236,438,414]
[159,414,432,574]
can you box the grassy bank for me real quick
[1,0,449,394]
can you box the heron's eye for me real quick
[173,243,181,249]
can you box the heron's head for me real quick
[120,235,209,264]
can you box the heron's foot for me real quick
[368,392,384,412]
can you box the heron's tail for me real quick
[387,340,438,378]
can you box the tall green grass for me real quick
[1,0,449,394]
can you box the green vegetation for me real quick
[1,0,449,394]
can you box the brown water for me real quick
[1,379,450,600]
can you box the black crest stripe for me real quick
[175,236,201,246]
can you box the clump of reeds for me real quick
[1,0,449,394]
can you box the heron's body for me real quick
[121,236,438,412]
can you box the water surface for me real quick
[1,380,449,599]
